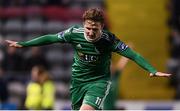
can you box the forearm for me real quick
[120,48,157,74]
[17,34,60,47]
[116,56,129,71]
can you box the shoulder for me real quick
[101,30,128,51]
[101,30,117,43]
[69,25,84,34]
[43,80,55,89]
[27,82,41,88]
[59,25,84,36]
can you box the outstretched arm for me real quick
[115,42,133,71]
[120,48,171,77]
[6,34,60,48]
[5,25,74,48]
[110,35,171,77]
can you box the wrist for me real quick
[152,70,157,75]
[16,42,23,47]
[150,71,157,77]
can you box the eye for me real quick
[86,27,91,30]
[93,28,98,32]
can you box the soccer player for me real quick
[6,8,171,110]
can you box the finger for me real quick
[150,73,171,77]
[160,73,171,77]
[5,40,14,44]
[9,44,16,47]
[165,74,171,77]
[159,74,171,77]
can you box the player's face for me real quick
[84,20,104,42]
[31,67,39,81]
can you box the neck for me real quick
[84,31,102,42]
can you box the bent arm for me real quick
[17,34,60,47]
[115,56,129,71]
[111,37,171,77]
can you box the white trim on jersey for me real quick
[83,31,102,43]
[99,81,112,109]
[73,28,84,33]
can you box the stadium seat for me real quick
[45,20,65,33]
[55,82,70,99]
[0,1,106,109]
[68,8,84,21]
[64,51,73,64]
[54,100,71,110]
[0,103,17,110]
[72,0,104,8]
[4,7,24,18]
[25,6,43,18]
[5,34,23,41]
[0,21,2,32]
[65,21,82,28]
[0,7,4,18]
[24,33,43,40]
[45,49,64,64]
[8,81,26,97]
[60,44,73,61]
[50,66,67,81]
[43,6,71,22]
[0,48,4,63]
[24,19,44,35]
[3,19,23,34]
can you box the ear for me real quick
[101,23,105,29]
[83,21,85,27]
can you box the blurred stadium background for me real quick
[0,0,180,110]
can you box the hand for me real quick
[5,40,22,48]
[150,72,171,77]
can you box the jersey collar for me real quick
[84,32,102,43]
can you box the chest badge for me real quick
[76,44,82,49]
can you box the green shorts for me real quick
[70,80,111,110]
[103,82,117,110]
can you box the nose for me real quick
[88,30,94,36]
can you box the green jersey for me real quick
[58,25,123,85]
[18,25,157,87]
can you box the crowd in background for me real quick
[0,0,104,8]
[0,0,105,110]
[166,0,180,99]
[1,0,180,110]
